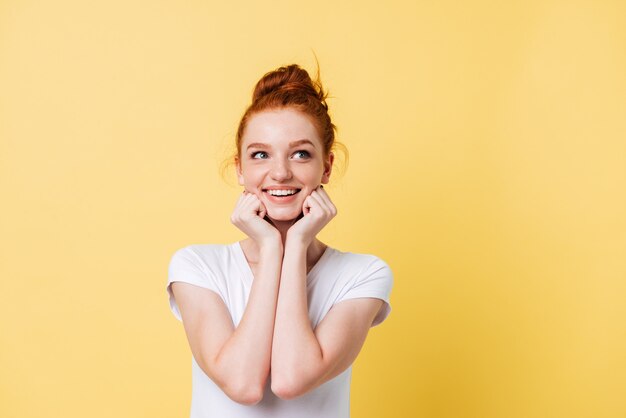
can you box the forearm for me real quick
[271,240,323,393]
[214,245,282,398]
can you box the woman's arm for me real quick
[172,247,281,404]
[270,240,383,400]
[270,186,384,399]
[173,192,283,405]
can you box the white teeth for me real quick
[267,189,298,196]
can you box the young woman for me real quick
[166,64,393,417]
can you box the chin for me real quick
[267,209,302,222]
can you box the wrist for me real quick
[258,235,283,254]
[285,231,311,250]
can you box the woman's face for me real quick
[236,108,333,222]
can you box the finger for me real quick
[233,192,247,214]
[257,200,267,218]
[232,193,247,223]
[309,191,330,214]
[237,193,257,217]
[236,190,252,207]
[302,195,314,214]
[244,193,266,217]
[314,187,336,215]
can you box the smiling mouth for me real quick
[262,189,302,197]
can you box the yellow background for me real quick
[1,0,625,417]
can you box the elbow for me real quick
[223,381,265,405]
[271,375,308,400]
[233,391,264,406]
[271,383,298,401]
[204,357,266,405]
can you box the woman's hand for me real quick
[231,191,281,247]
[286,186,337,246]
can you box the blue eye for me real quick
[251,151,268,159]
[294,150,310,159]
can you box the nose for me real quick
[270,159,292,181]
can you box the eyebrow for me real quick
[246,139,316,150]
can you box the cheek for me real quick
[241,167,262,184]
[296,165,324,181]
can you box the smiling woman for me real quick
[236,108,332,225]
[166,63,394,418]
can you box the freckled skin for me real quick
[236,108,333,231]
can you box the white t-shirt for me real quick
[166,241,393,418]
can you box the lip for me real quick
[262,188,301,204]
[262,186,302,191]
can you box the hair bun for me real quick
[252,64,327,108]
[234,62,345,168]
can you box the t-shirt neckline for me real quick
[233,241,333,283]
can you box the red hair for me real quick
[236,64,338,160]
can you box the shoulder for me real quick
[328,248,393,278]
[170,243,234,266]
[323,248,394,299]
[330,249,393,302]
[167,243,237,321]
[172,242,233,256]
[168,242,238,286]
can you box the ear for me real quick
[235,156,244,186]
[321,152,334,184]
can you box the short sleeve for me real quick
[337,256,394,327]
[166,246,222,322]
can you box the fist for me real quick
[287,186,337,245]
[230,191,280,245]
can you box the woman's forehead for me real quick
[242,109,322,147]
